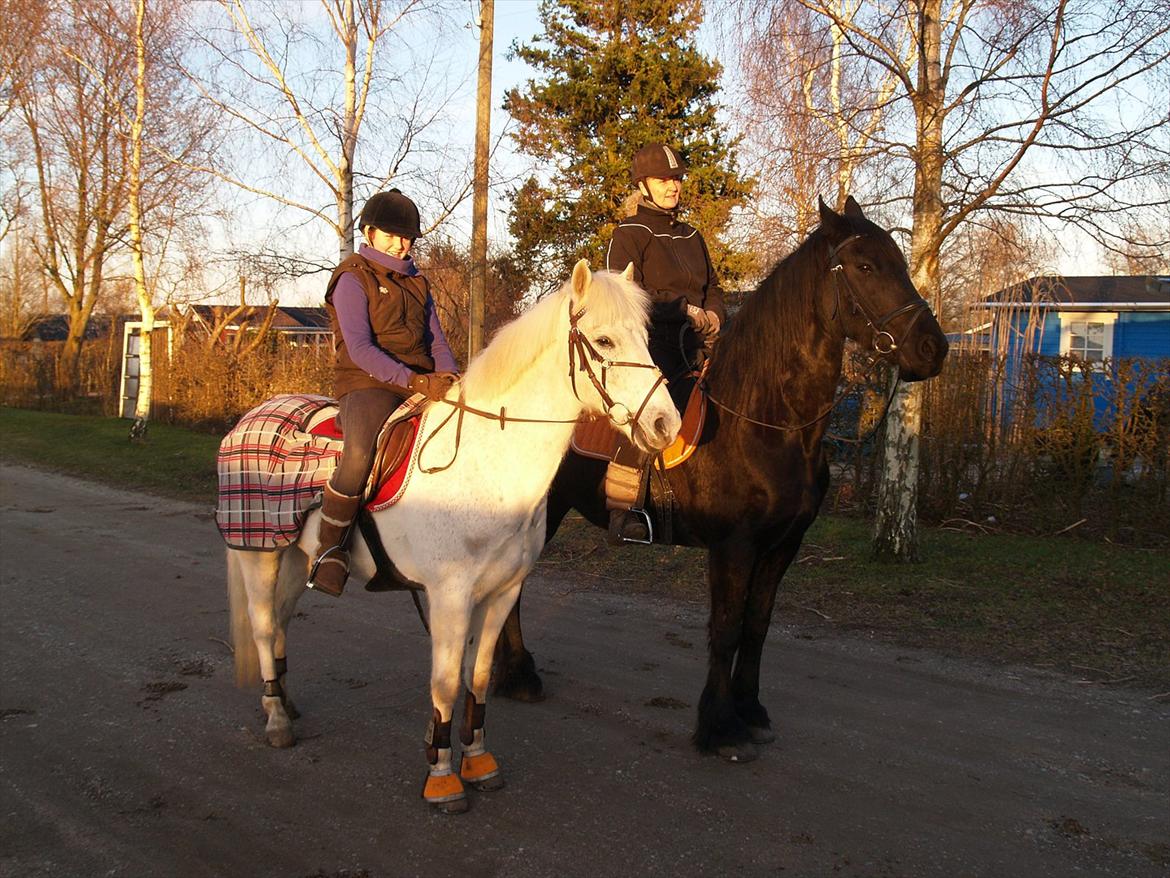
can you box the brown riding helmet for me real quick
[631,143,687,182]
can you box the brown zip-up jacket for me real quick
[324,253,435,398]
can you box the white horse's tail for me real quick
[227,548,259,688]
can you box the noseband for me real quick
[827,234,931,356]
[568,306,667,430]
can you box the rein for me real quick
[702,233,933,441]
[417,302,666,474]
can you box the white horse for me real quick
[227,260,680,812]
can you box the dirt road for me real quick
[1,462,1166,878]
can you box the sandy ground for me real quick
[0,462,1166,878]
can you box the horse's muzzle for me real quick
[632,409,681,453]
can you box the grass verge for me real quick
[0,407,220,505]
[4,407,1167,688]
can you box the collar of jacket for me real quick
[635,198,680,225]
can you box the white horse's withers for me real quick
[226,260,680,812]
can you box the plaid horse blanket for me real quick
[215,394,344,550]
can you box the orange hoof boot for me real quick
[460,751,504,791]
[422,771,468,814]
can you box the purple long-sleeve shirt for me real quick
[333,244,458,387]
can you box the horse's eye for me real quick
[594,336,614,349]
[858,262,874,273]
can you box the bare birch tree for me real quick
[182,0,470,272]
[742,0,1170,560]
[730,0,909,261]
[127,0,153,439]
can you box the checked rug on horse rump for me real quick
[216,261,680,813]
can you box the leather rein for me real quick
[417,303,666,473]
[704,234,931,437]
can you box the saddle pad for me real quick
[215,393,427,549]
[216,394,344,549]
[569,380,707,470]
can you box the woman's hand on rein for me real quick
[409,371,459,400]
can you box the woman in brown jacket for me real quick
[308,189,459,596]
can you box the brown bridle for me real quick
[417,302,667,473]
[567,306,667,429]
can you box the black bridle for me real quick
[703,233,934,438]
[567,306,667,429]
[827,234,931,356]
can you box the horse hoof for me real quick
[266,726,295,748]
[422,772,467,813]
[748,725,776,745]
[471,774,506,792]
[716,741,758,763]
[460,751,504,792]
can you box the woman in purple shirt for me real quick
[308,189,459,597]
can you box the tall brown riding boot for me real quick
[307,484,362,597]
[605,460,651,545]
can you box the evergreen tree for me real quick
[504,0,754,294]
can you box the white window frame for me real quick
[1057,311,1116,366]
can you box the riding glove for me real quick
[686,304,721,338]
[408,371,459,401]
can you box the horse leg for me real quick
[694,537,756,762]
[271,548,309,720]
[422,590,472,814]
[232,549,295,748]
[492,596,544,702]
[460,581,523,792]
[492,491,573,702]
[730,541,802,745]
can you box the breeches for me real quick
[329,387,406,496]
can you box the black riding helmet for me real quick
[631,143,687,183]
[358,189,421,239]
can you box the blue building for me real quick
[974,275,1169,362]
[965,275,1169,433]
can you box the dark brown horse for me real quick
[494,197,949,761]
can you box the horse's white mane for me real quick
[461,268,650,401]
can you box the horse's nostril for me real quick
[655,415,669,438]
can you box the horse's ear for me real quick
[621,262,635,282]
[571,259,592,306]
[818,196,840,228]
[843,195,866,220]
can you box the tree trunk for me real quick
[872,379,923,561]
[872,0,944,562]
[130,0,153,440]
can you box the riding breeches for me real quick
[329,387,406,497]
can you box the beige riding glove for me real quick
[686,304,721,339]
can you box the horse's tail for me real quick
[227,548,260,689]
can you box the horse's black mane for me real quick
[708,226,833,389]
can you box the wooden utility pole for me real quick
[467,0,493,360]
